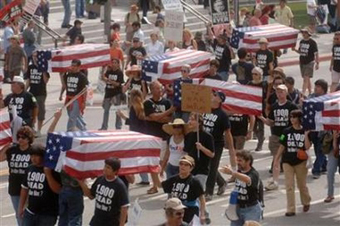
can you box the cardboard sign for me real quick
[161,0,182,11]
[164,10,184,42]
[23,0,40,15]
[210,0,230,25]
[128,198,142,226]
[182,83,211,114]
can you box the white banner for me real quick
[23,0,40,15]
[164,10,184,42]
[161,0,182,11]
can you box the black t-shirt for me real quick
[22,165,60,215]
[4,91,38,126]
[129,46,146,66]
[332,44,340,72]
[90,176,129,226]
[26,64,50,97]
[127,106,146,133]
[213,39,231,72]
[232,61,254,85]
[6,145,31,196]
[184,131,215,175]
[66,27,82,45]
[203,107,230,145]
[229,114,249,137]
[268,101,298,136]
[104,68,124,98]
[255,49,273,76]
[144,98,171,140]
[280,127,305,166]
[128,78,144,94]
[205,74,222,80]
[63,72,89,96]
[288,88,301,106]
[162,174,204,205]
[299,38,318,65]
[235,167,260,206]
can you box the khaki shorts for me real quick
[331,70,340,84]
[268,135,280,156]
[233,136,246,150]
[300,62,315,78]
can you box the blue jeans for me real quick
[67,99,87,131]
[62,0,71,26]
[326,153,339,197]
[230,203,262,226]
[11,195,22,226]
[100,96,122,130]
[23,209,57,226]
[58,187,84,226]
[310,132,327,175]
[194,174,208,191]
[75,0,85,18]
[218,71,229,81]
[140,173,149,183]
[166,163,179,179]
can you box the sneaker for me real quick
[205,194,213,202]
[255,147,262,152]
[303,205,310,212]
[265,180,278,190]
[313,174,320,179]
[137,181,150,186]
[324,197,334,203]
[285,212,296,217]
[217,183,227,196]
[35,130,42,138]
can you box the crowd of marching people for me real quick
[0,0,340,226]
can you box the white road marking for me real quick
[1,213,15,218]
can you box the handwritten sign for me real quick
[162,0,182,11]
[210,0,230,25]
[165,10,184,42]
[182,83,211,114]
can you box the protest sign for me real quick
[0,0,23,24]
[182,83,211,114]
[165,10,184,42]
[210,0,230,25]
[162,0,182,11]
[128,198,143,226]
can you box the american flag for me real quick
[44,130,162,179]
[173,78,200,107]
[302,91,340,131]
[230,24,299,51]
[0,108,12,147]
[37,44,111,73]
[142,49,213,83]
[36,50,52,72]
[201,79,263,115]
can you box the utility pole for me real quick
[233,0,239,27]
[103,0,112,44]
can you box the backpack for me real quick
[126,12,140,22]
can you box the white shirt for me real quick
[306,0,316,16]
[165,47,180,53]
[168,136,185,166]
[133,29,145,44]
[146,40,164,56]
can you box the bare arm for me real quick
[0,144,11,162]
[304,131,311,150]
[32,106,38,125]
[47,109,62,133]
[119,206,129,226]
[258,115,274,127]
[220,165,251,184]
[25,79,30,91]
[196,142,215,158]
[18,188,28,218]
[44,167,61,193]
[273,145,285,181]
[43,73,49,84]
[198,195,206,224]
[146,106,175,121]
[77,180,94,199]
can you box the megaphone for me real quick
[225,190,239,221]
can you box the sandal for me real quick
[303,205,310,212]
[324,197,334,203]
[147,187,158,194]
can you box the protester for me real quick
[292,27,319,96]
[146,31,164,56]
[25,52,50,137]
[61,59,89,131]
[99,58,125,130]
[110,40,125,69]
[64,19,83,45]
[22,21,36,61]
[232,48,254,84]
[229,113,255,152]
[165,40,180,53]
[160,198,188,226]
[161,118,188,179]
[272,110,311,216]
[4,35,27,80]
[220,151,262,225]
[75,0,85,18]
[260,84,298,177]
[78,157,130,226]
[185,113,215,190]
[330,31,340,92]
[205,60,222,80]
[238,8,249,27]
[254,37,274,81]
[110,23,121,43]
[155,5,164,21]
[126,37,146,67]
[260,6,272,25]
[307,79,329,179]
[34,0,50,45]
[249,9,262,27]
[194,32,206,51]
[143,81,174,194]
[182,29,198,50]
[132,21,145,44]
[204,91,236,201]
[1,76,38,128]
[266,75,287,116]
[285,76,302,106]
[248,67,267,152]
[124,5,140,42]
[18,144,61,226]
[61,0,72,28]
[0,126,34,226]
[162,155,206,224]
[306,0,318,35]
[123,65,148,99]
[274,0,294,27]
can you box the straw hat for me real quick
[300,27,312,36]
[125,65,141,76]
[162,118,189,135]
[273,67,286,78]
[258,37,268,44]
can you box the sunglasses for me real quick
[173,125,183,129]
[17,135,28,140]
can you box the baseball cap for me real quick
[276,84,288,92]
[179,155,195,167]
[71,59,81,66]
[213,90,226,103]
[12,76,25,84]
[252,67,263,76]
[164,198,187,210]
[132,37,140,42]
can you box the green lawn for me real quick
[289,2,309,29]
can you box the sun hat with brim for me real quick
[179,155,195,167]
[273,67,286,78]
[258,37,268,44]
[276,84,288,92]
[125,65,141,76]
[12,76,25,84]
[9,35,20,41]
[164,198,187,210]
[162,118,189,135]
[300,27,312,36]
[252,67,263,76]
